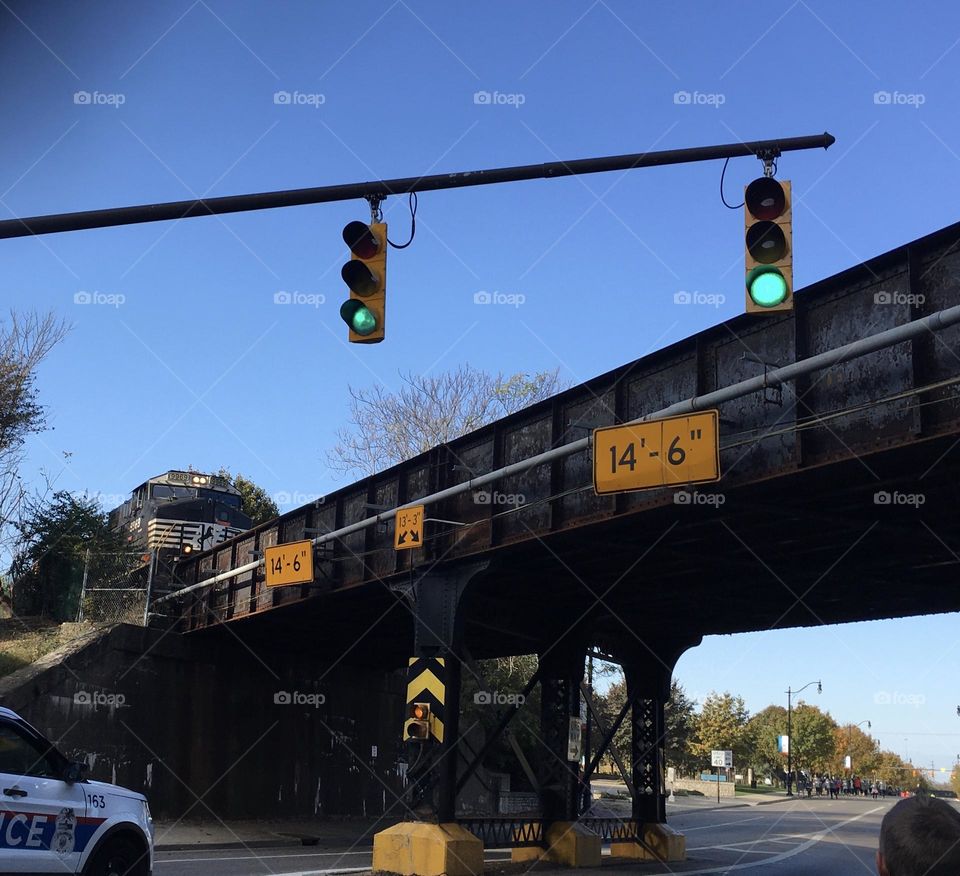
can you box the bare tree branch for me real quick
[326,364,564,478]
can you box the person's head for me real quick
[877,795,960,875]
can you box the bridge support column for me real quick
[511,643,600,868]
[606,637,699,863]
[373,562,487,876]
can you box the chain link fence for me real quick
[78,548,153,625]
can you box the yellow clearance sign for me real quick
[264,540,314,587]
[593,411,720,494]
[394,505,424,551]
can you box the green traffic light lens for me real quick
[340,300,378,335]
[351,307,378,335]
[747,266,789,308]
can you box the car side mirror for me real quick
[63,761,87,784]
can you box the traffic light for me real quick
[339,221,386,343]
[405,702,431,741]
[745,177,793,313]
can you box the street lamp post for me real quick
[786,680,822,796]
[846,720,872,770]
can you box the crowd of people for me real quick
[792,772,902,799]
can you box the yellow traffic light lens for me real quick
[747,266,788,308]
[342,221,380,259]
[341,260,380,297]
[340,300,378,335]
[745,177,786,220]
[746,221,787,263]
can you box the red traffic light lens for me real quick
[342,221,380,259]
[745,178,786,221]
[746,221,787,263]
[411,704,428,720]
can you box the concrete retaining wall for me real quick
[0,624,409,819]
[672,778,736,798]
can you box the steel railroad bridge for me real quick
[167,218,960,866]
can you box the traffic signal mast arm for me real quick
[155,301,960,603]
[0,134,833,239]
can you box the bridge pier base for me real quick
[511,821,601,867]
[372,822,483,876]
[610,822,686,862]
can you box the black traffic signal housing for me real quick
[745,177,793,313]
[405,702,431,741]
[340,221,386,343]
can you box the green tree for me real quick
[744,704,788,779]
[0,311,68,554]
[459,654,542,786]
[950,765,960,798]
[9,491,130,620]
[664,680,699,777]
[327,365,563,477]
[593,675,630,776]
[833,723,880,776]
[691,692,750,769]
[232,472,279,525]
[875,750,910,787]
[789,703,837,775]
[592,676,697,778]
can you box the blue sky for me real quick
[2,1,958,772]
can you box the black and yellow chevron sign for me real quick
[404,656,445,742]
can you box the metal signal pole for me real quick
[0,133,833,240]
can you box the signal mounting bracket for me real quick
[365,194,385,222]
[755,146,781,178]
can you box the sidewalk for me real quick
[153,816,395,851]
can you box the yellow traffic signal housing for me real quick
[745,178,793,313]
[340,221,386,343]
[404,701,431,742]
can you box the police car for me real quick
[0,706,153,874]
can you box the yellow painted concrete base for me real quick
[510,821,601,868]
[610,822,685,862]
[372,822,483,876]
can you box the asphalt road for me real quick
[153,796,933,875]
